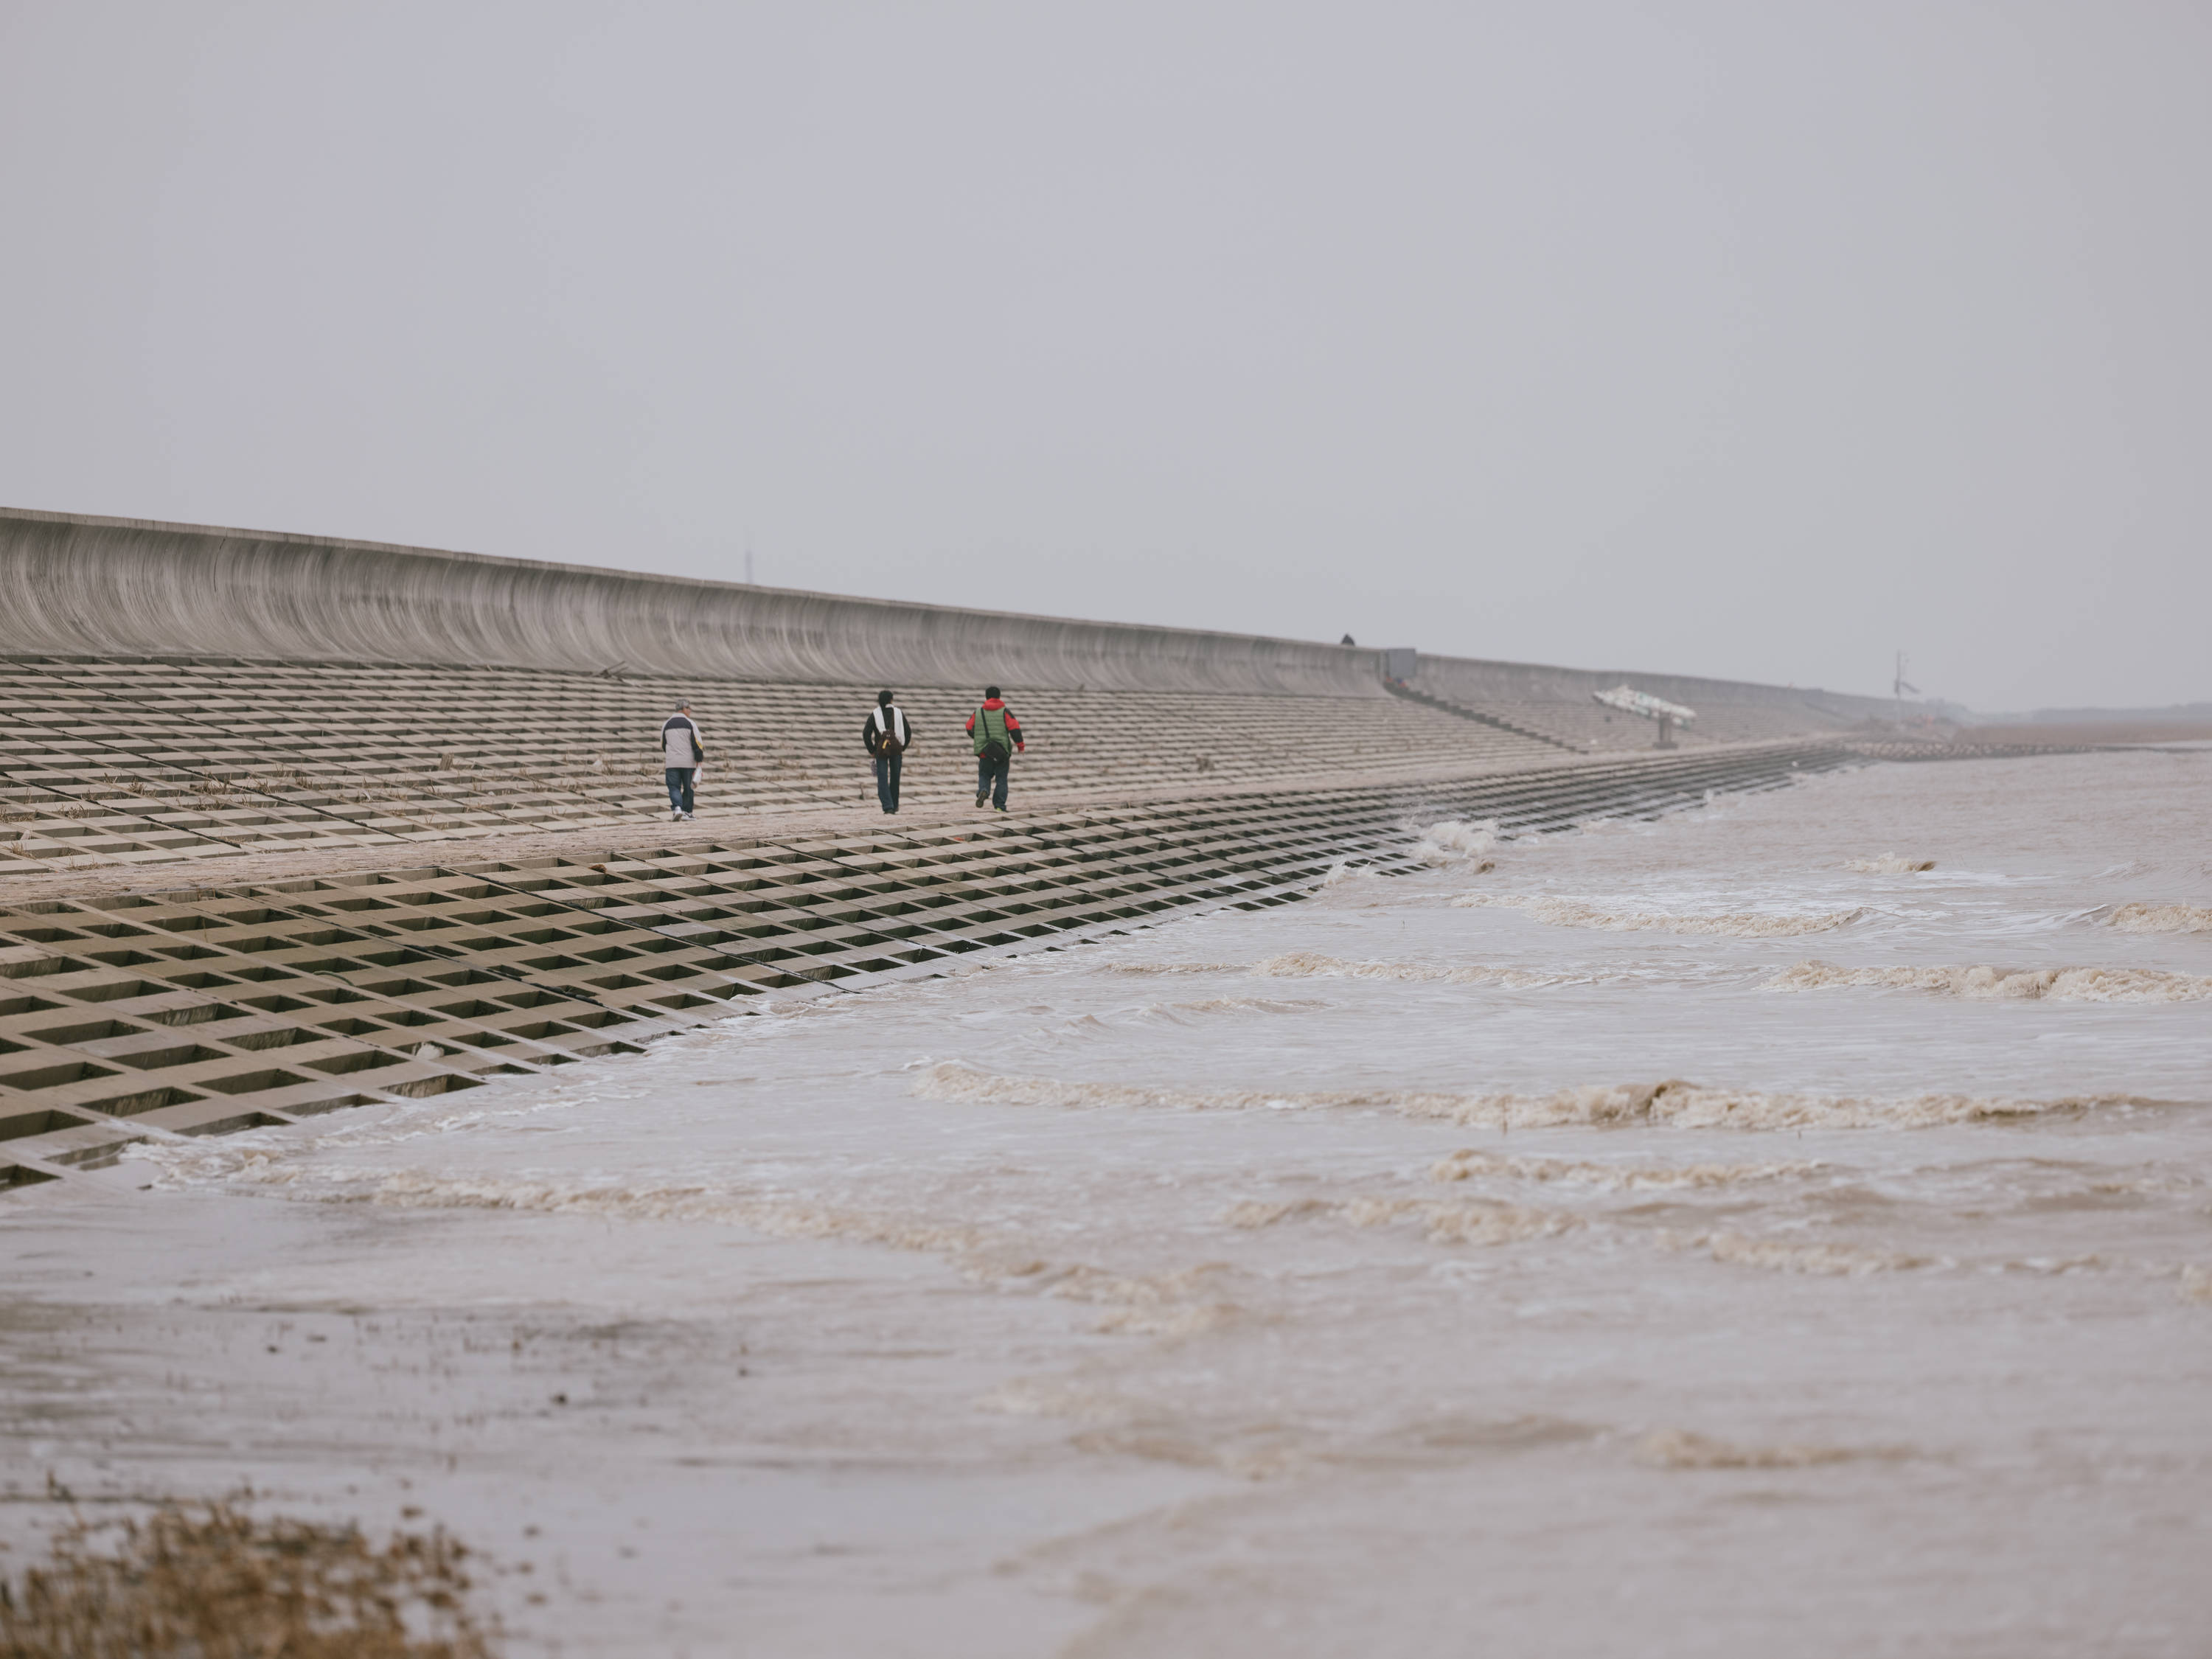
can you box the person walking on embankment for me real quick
[861,689,912,814]
[967,686,1024,811]
[661,701,706,821]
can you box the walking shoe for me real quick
[975,790,987,808]
[670,810,682,822]
[994,804,1008,812]
[681,811,694,821]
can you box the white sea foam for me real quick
[1430,1149,1823,1189]
[119,1099,563,1186]
[2108,902,2212,935]
[1770,961,2212,1002]
[1845,853,1936,873]
[1663,1228,1930,1276]
[1413,819,1503,867]
[1343,1196,1579,1245]
[1051,1263,1242,1335]
[130,1146,1247,1336]
[1112,950,1711,988]
[1097,960,1243,975]
[373,1170,1000,1256]
[1452,892,1862,936]
[912,1061,2142,1131]
[1224,1193,1578,1245]
[1250,950,1582,987]
[1635,1429,1898,1469]
[1169,996,1326,1016]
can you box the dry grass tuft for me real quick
[0,1499,498,1658]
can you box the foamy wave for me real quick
[1770,961,2212,1001]
[1343,1197,1578,1245]
[1250,951,1579,987]
[1430,1149,1822,1189]
[1051,1263,1240,1335]
[1222,1197,1331,1228]
[1664,1228,1928,1276]
[1414,819,1502,867]
[1170,996,1324,1015]
[128,1138,319,1191]
[1225,1194,1576,1245]
[1098,961,1242,976]
[1452,893,1861,936]
[1845,853,1936,873]
[1106,947,1646,987]
[359,1170,999,1257]
[1635,1429,1896,1470]
[128,1145,1239,1333]
[2109,902,2212,935]
[913,1061,2134,1131]
[1319,860,1382,887]
[122,1099,538,1188]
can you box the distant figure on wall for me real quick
[661,701,705,821]
[861,689,912,814]
[967,686,1024,812]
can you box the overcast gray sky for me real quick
[3,4,2205,710]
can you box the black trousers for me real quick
[976,752,1010,808]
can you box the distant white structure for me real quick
[1593,684,1697,749]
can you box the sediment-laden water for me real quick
[4,749,2208,1655]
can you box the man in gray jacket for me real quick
[661,703,706,821]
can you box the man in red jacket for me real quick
[965,686,1024,811]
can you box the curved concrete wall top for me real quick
[1411,650,1901,722]
[0,507,1389,696]
[1,506,1905,715]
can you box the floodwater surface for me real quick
[4,750,2209,1655]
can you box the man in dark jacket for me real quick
[965,686,1024,811]
[860,690,912,814]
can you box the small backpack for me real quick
[875,708,905,756]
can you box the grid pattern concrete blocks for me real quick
[0,655,1573,873]
[0,740,1851,1191]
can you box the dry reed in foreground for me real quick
[0,1500,497,1658]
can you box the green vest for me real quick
[973,704,1011,756]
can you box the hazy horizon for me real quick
[3,4,2206,710]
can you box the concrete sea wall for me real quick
[0,508,1385,696]
[0,506,1896,715]
[1410,652,1897,721]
